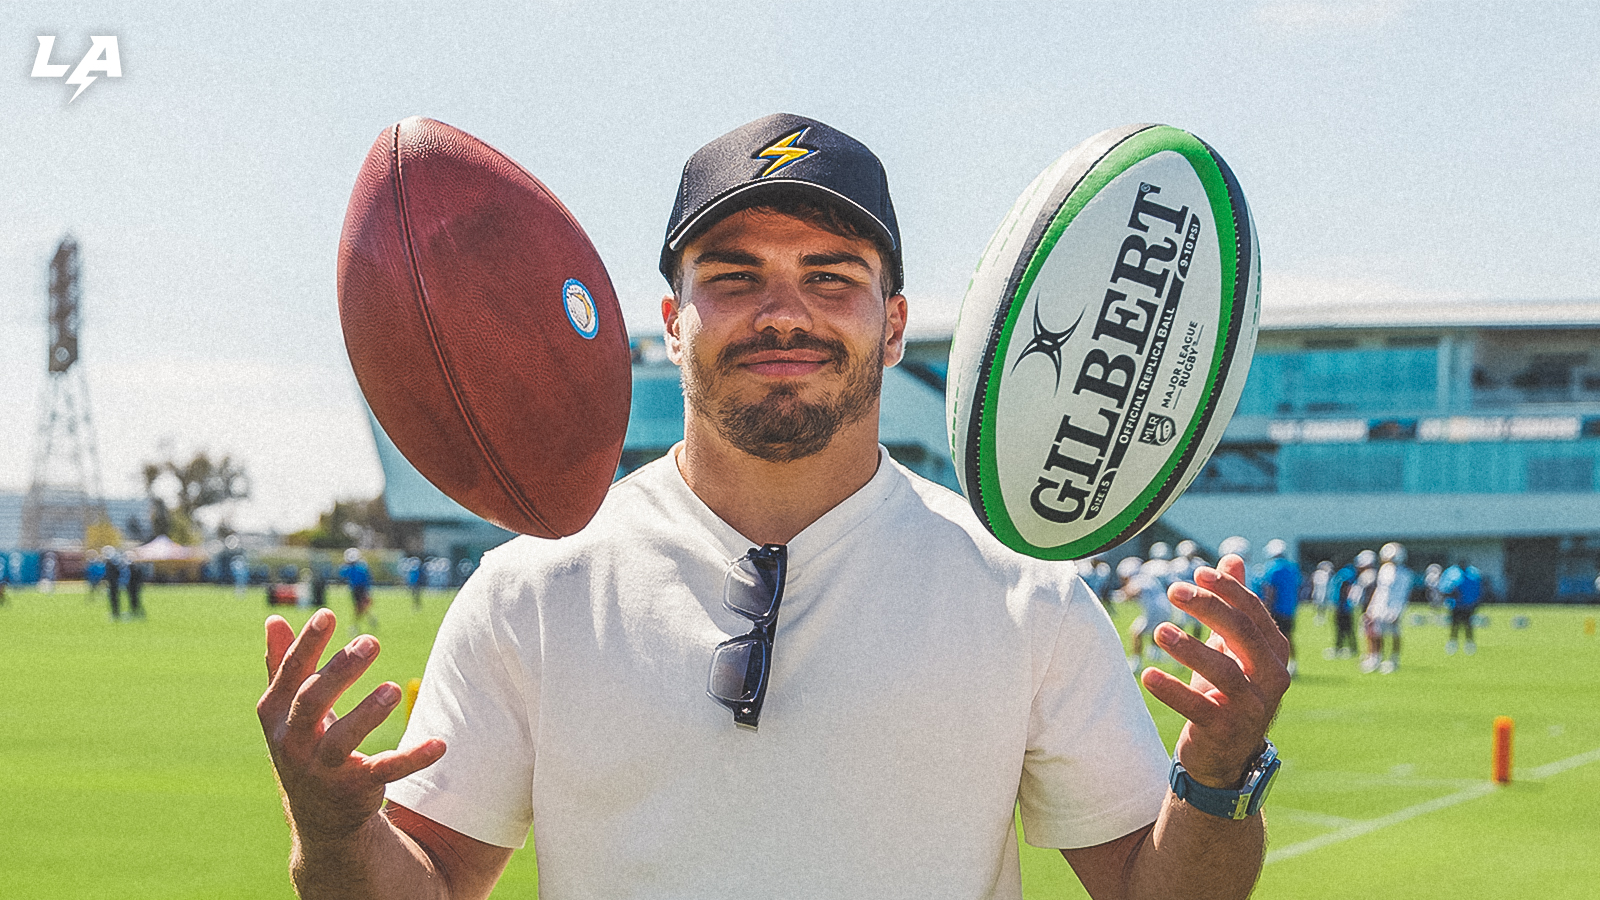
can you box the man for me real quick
[126,555,146,619]
[1120,555,1174,668]
[1438,559,1483,655]
[107,552,124,620]
[1309,560,1334,627]
[339,548,375,635]
[257,114,1288,899]
[1254,539,1301,678]
[1362,542,1416,673]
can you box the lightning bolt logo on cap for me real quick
[753,128,815,177]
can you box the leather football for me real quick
[338,116,630,538]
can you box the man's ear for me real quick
[663,293,684,365]
[882,293,908,368]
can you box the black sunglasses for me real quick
[707,543,787,730]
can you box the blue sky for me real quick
[3,1,1597,532]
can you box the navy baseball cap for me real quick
[660,113,903,294]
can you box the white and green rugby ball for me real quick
[947,124,1260,560]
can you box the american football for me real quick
[337,116,631,538]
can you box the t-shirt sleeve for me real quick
[386,558,539,849]
[1018,576,1170,850]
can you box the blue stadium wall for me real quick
[1161,312,1600,603]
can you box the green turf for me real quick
[1,585,1595,897]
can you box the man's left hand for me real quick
[1141,554,1291,788]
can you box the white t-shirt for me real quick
[389,447,1169,900]
[1128,573,1174,624]
[1367,563,1415,624]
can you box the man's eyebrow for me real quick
[691,248,764,268]
[800,251,871,270]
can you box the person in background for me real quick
[106,552,124,620]
[339,548,376,635]
[1438,559,1483,656]
[402,556,423,610]
[1254,539,1302,678]
[311,566,328,609]
[1423,563,1444,610]
[1363,542,1417,674]
[232,555,251,596]
[86,551,107,600]
[1077,556,1110,609]
[1121,555,1175,668]
[297,568,316,609]
[39,551,57,594]
[1166,540,1207,637]
[1310,560,1334,627]
[1169,540,1206,585]
[126,556,146,619]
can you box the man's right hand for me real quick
[257,608,447,845]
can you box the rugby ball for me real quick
[338,116,631,538]
[947,124,1259,560]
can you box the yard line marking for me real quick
[1523,745,1600,780]
[1266,783,1495,864]
[1266,745,1600,865]
[1267,807,1361,829]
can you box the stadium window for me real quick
[1511,353,1586,400]
[1526,456,1595,493]
[1280,445,1405,493]
[1187,444,1278,493]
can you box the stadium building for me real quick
[1162,299,1600,604]
[372,300,1600,603]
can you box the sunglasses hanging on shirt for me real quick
[707,543,787,730]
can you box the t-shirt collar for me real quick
[663,442,901,567]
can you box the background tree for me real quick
[286,495,420,551]
[85,515,124,552]
[141,449,251,543]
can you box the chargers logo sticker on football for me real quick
[563,278,599,339]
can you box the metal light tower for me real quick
[21,236,106,550]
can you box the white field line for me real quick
[1523,745,1600,780]
[1265,783,1496,864]
[1265,807,1362,830]
[1266,745,1600,865]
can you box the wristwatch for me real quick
[1168,740,1281,820]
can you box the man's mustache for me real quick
[715,331,849,372]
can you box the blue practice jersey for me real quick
[1438,565,1482,608]
[1258,558,1303,618]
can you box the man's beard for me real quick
[682,330,883,463]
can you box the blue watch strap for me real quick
[1168,740,1280,820]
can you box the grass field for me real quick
[2,583,1596,898]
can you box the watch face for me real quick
[1246,755,1282,816]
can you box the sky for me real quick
[3,1,1598,534]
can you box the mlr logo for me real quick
[32,36,122,103]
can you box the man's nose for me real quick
[751,279,813,334]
